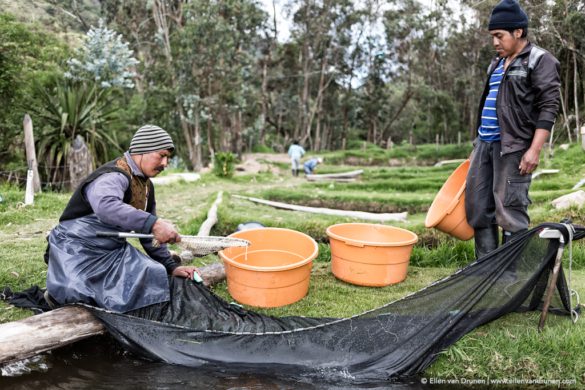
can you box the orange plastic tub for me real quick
[425,159,474,241]
[326,223,418,286]
[219,228,318,308]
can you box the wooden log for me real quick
[194,192,227,283]
[573,178,585,190]
[307,177,357,183]
[306,169,363,181]
[179,191,226,266]
[0,265,225,365]
[433,159,466,167]
[0,306,105,365]
[198,191,223,236]
[233,194,408,222]
[531,169,559,180]
[23,114,41,193]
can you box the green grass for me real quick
[210,263,454,318]
[426,284,585,383]
[1,143,585,383]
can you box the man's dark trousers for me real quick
[466,139,531,258]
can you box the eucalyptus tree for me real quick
[176,0,266,158]
[287,0,360,150]
[336,0,377,150]
[538,0,585,144]
[378,0,430,144]
[103,0,266,169]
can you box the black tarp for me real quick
[78,223,582,383]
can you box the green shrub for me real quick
[213,152,236,178]
[252,144,274,153]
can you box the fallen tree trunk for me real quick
[233,195,408,222]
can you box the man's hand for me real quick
[519,147,541,175]
[520,128,548,175]
[152,219,181,244]
[172,265,200,280]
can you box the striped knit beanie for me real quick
[129,125,175,155]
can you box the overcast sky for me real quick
[256,0,467,42]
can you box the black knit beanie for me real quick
[488,0,528,31]
[129,125,175,155]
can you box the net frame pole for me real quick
[538,240,565,331]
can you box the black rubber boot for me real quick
[43,290,60,310]
[292,169,296,177]
[474,225,499,259]
[501,229,527,283]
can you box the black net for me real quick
[75,223,583,382]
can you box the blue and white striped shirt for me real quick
[478,58,505,142]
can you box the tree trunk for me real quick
[559,89,573,143]
[206,118,215,163]
[67,135,94,192]
[573,51,580,144]
[192,110,203,171]
[259,59,269,146]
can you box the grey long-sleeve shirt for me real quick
[84,152,177,273]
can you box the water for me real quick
[0,336,426,389]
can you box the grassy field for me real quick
[1,143,584,384]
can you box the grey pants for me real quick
[465,139,531,233]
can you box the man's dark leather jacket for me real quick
[475,42,561,155]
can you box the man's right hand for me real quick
[152,219,181,244]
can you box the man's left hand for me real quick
[519,147,540,175]
[172,265,200,280]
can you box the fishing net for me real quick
[96,231,250,257]
[81,223,583,383]
[173,236,250,257]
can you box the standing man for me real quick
[466,0,560,259]
[287,140,305,177]
[45,125,200,312]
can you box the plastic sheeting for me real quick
[46,215,170,312]
[84,223,583,383]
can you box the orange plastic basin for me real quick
[326,223,418,286]
[425,159,474,240]
[219,228,318,308]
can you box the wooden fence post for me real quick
[23,114,41,193]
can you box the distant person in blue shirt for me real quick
[304,157,323,175]
[287,140,305,177]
